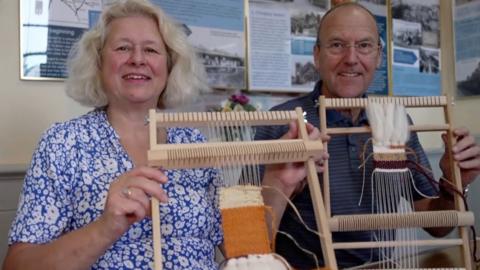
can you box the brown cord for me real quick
[406,159,480,263]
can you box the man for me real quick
[257,2,480,269]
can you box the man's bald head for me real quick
[316,3,379,46]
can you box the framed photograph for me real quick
[154,0,246,90]
[246,0,328,93]
[20,0,102,80]
[391,0,442,96]
[20,0,246,90]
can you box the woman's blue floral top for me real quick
[8,109,223,269]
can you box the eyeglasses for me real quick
[320,41,380,55]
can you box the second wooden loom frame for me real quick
[317,95,474,270]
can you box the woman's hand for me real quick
[98,166,169,238]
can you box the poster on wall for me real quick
[247,0,328,93]
[358,0,388,95]
[20,0,102,80]
[20,0,245,90]
[454,0,480,97]
[154,0,245,90]
[391,0,441,96]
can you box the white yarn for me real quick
[396,104,410,146]
[366,101,410,150]
[366,102,384,146]
[365,101,422,268]
[219,185,264,209]
[221,254,289,270]
[383,102,395,147]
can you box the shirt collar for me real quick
[311,80,369,126]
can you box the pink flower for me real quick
[229,94,249,105]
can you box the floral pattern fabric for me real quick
[8,109,223,269]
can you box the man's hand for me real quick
[263,121,329,198]
[440,127,480,187]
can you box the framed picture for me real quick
[20,0,102,80]
[154,0,246,90]
[246,0,328,93]
[20,0,246,90]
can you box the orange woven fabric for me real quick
[221,205,271,259]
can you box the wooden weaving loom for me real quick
[317,95,475,270]
[146,108,327,270]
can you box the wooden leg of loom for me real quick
[459,226,473,269]
[445,97,473,269]
[306,159,337,270]
[294,107,337,269]
[152,197,163,270]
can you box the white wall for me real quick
[0,0,88,170]
[0,173,23,266]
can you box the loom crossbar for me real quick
[326,124,450,135]
[333,239,464,249]
[324,96,447,108]
[148,140,323,169]
[329,211,474,232]
[362,267,465,270]
[152,110,299,127]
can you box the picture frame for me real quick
[19,0,102,80]
[19,0,246,90]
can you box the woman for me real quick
[3,0,221,269]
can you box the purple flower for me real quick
[229,94,249,105]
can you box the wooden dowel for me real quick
[148,140,323,169]
[152,198,162,270]
[296,107,338,270]
[153,111,298,127]
[444,95,473,269]
[332,239,464,249]
[329,211,474,232]
[319,96,331,217]
[324,96,448,108]
[326,124,450,135]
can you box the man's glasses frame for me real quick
[317,40,381,56]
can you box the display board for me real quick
[20,0,393,94]
[391,0,442,96]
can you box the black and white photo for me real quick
[392,0,439,48]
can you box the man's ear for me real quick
[314,44,321,70]
[376,46,383,69]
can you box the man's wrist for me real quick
[462,184,470,198]
[438,178,469,201]
[439,184,454,201]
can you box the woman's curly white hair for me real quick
[66,0,209,108]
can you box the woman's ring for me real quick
[122,187,132,199]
